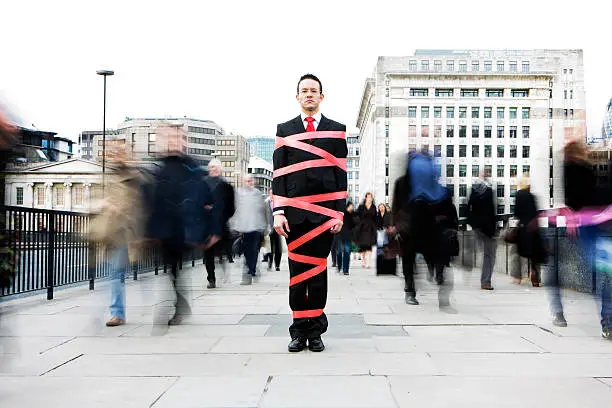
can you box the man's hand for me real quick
[274,214,290,238]
[330,221,343,234]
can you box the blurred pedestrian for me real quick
[231,175,268,285]
[336,202,356,275]
[467,169,497,290]
[264,188,282,271]
[376,203,398,276]
[204,159,235,288]
[353,192,377,268]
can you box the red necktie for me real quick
[305,116,315,132]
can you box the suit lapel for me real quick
[291,115,305,134]
[317,115,330,132]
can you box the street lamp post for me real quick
[96,70,114,175]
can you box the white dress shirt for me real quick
[301,112,322,131]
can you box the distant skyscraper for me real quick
[248,136,275,163]
[603,97,612,139]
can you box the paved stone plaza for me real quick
[1,257,612,407]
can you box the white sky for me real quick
[1,0,611,142]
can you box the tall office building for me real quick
[248,136,275,163]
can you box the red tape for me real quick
[273,130,347,319]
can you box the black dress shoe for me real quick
[288,337,307,352]
[308,337,325,352]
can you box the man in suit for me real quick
[273,74,347,352]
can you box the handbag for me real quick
[442,228,459,257]
[504,227,518,244]
[382,233,402,259]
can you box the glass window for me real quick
[461,89,479,97]
[497,126,504,138]
[497,184,505,198]
[497,61,505,71]
[421,60,429,71]
[472,145,479,157]
[522,61,530,72]
[436,88,454,97]
[446,145,454,157]
[484,61,492,72]
[510,185,517,197]
[522,107,530,119]
[446,164,454,177]
[484,165,493,178]
[447,60,455,71]
[485,125,492,138]
[487,89,504,97]
[434,60,442,71]
[498,205,506,215]
[74,186,84,206]
[497,107,505,118]
[409,144,417,152]
[16,187,23,205]
[472,107,480,118]
[421,126,429,137]
[570,90,573,100]
[459,61,467,72]
[434,106,442,118]
[459,145,467,157]
[511,89,529,97]
[564,90,568,100]
[54,186,65,206]
[410,88,428,97]
[408,106,417,118]
[409,60,417,71]
[510,165,518,177]
[485,145,492,158]
[497,145,505,158]
[569,69,573,74]
[446,125,454,138]
[522,126,530,138]
[472,125,479,138]
[522,146,530,158]
[472,165,480,177]
[484,107,492,118]
[510,146,517,158]
[459,165,467,177]
[510,126,517,138]
[472,61,479,72]
[459,204,468,217]
[447,184,455,196]
[509,107,517,119]
[409,125,417,137]
[564,109,568,119]
[446,107,455,118]
[348,172,353,180]
[434,144,442,157]
[459,126,467,138]
[523,165,530,175]
[459,107,467,118]
[497,165,505,177]
[421,106,430,118]
[459,184,467,197]
[570,109,574,119]
[434,125,442,138]
[510,61,517,72]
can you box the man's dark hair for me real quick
[297,74,323,95]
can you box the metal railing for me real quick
[1,206,203,300]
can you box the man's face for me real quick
[296,78,324,114]
[244,177,254,188]
[209,163,221,177]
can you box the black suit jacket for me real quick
[273,114,347,224]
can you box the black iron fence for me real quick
[1,206,203,300]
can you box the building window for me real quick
[459,61,467,72]
[472,145,480,158]
[564,109,568,119]
[446,107,455,118]
[484,165,493,178]
[484,145,492,158]
[446,145,454,157]
[459,107,467,118]
[510,146,517,158]
[472,125,480,138]
[434,144,442,157]
[54,186,65,206]
[436,88,454,97]
[421,125,429,137]
[570,109,574,119]
[434,106,442,118]
[408,106,417,118]
[459,184,467,197]
[459,126,467,138]
[487,89,504,98]
[569,68,573,74]
[484,107,492,119]
[484,61,492,72]
[522,146,530,158]
[497,61,505,71]
[409,144,417,152]
[446,164,454,177]
[410,88,428,97]
[510,61,517,72]
[497,184,505,198]
[472,165,480,177]
[461,89,479,97]
[564,90,568,100]
[549,108,553,119]
[472,61,479,72]
[447,184,455,196]
[511,89,529,97]
[497,145,505,158]
[523,165,530,176]
[73,186,84,206]
[16,187,24,205]
[485,125,492,138]
[510,165,518,178]
[409,125,417,137]
[348,172,353,180]
[36,186,45,206]
[446,125,454,138]
[498,205,506,215]
[510,126,517,138]
[434,60,442,71]
[509,107,517,119]
[497,107,505,119]
[497,165,505,177]
[459,145,467,157]
[421,60,429,71]
[570,90,573,100]
[434,125,442,138]
[459,165,467,177]
[522,126,530,138]
[354,159,360,167]
[522,107,530,119]
[447,61,455,71]
[522,61,530,72]
[421,106,430,118]
[148,133,156,153]
[409,60,417,71]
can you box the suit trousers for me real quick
[287,220,333,339]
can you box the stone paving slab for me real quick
[121,324,271,338]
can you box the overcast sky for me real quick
[1,0,611,142]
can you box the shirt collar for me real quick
[301,112,322,124]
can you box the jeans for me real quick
[476,230,496,286]
[595,235,612,329]
[336,240,352,274]
[242,231,261,276]
[109,245,129,320]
